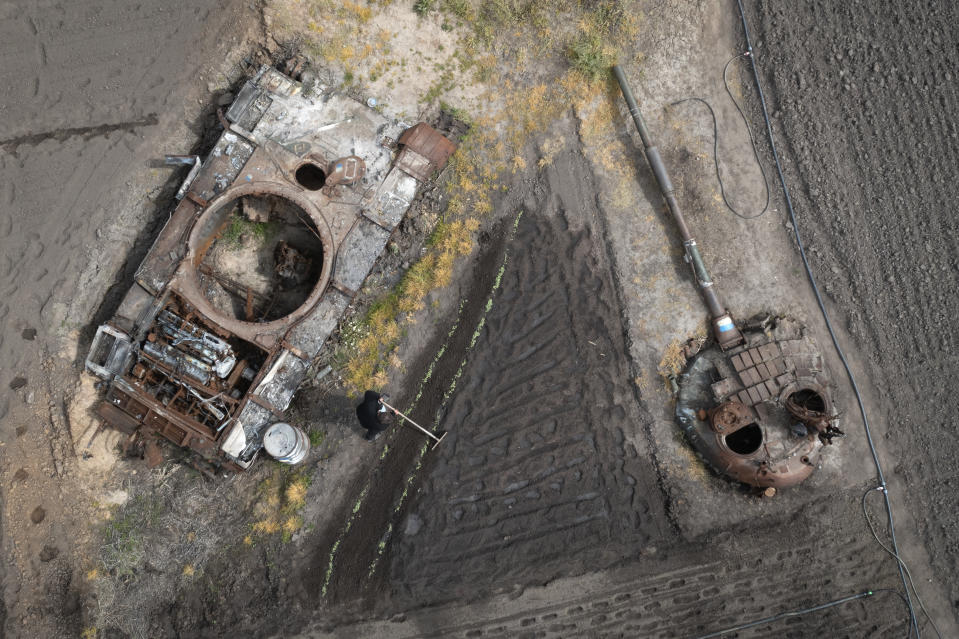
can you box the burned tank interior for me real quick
[294,162,327,190]
[724,421,763,455]
[86,64,455,471]
[115,295,267,440]
[195,193,325,323]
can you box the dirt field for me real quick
[744,0,959,624]
[0,1,260,635]
[392,153,667,606]
[2,0,958,637]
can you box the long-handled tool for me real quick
[380,400,448,449]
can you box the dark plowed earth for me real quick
[392,206,668,603]
[341,488,907,638]
[407,539,898,639]
[313,214,515,616]
[746,0,959,622]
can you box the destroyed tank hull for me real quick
[86,65,456,472]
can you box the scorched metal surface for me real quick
[85,65,455,471]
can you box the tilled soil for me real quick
[316,467,908,637]
[746,0,959,624]
[392,202,667,604]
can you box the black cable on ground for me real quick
[863,489,945,639]
[732,0,922,636]
[693,589,910,639]
[669,54,770,220]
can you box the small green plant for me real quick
[440,101,473,126]
[422,67,457,104]
[222,214,245,246]
[100,494,163,578]
[443,0,471,20]
[568,33,614,81]
[222,213,277,248]
[589,0,626,32]
[413,0,435,16]
[309,428,326,448]
[481,0,529,26]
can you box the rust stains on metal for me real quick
[708,400,753,435]
[144,438,164,468]
[785,388,845,444]
[324,155,366,187]
[396,122,456,181]
[86,65,457,472]
[676,317,840,489]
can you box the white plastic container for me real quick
[262,422,310,465]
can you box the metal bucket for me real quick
[262,422,310,465]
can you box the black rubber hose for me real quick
[733,0,920,636]
[693,589,909,639]
[669,54,771,220]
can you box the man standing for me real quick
[356,390,397,441]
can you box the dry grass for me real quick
[341,217,478,393]
[91,466,244,637]
[657,331,708,387]
[658,339,688,382]
[267,0,646,394]
[272,2,380,68]
[674,438,709,482]
[251,467,312,543]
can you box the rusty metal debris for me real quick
[86,65,456,472]
[396,123,456,182]
[613,65,838,489]
[675,317,840,488]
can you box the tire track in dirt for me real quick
[313,512,903,638]
[391,204,667,605]
[315,214,517,605]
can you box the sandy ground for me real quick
[1,0,957,637]
[0,1,260,635]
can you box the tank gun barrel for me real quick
[612,65,744,350]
